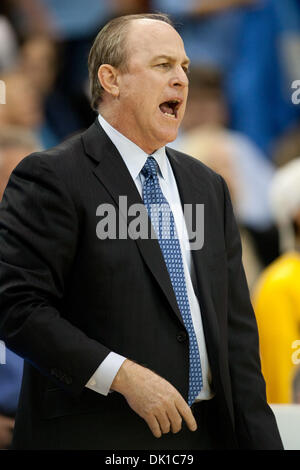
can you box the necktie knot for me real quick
[141,156,158,179]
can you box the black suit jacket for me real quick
[0,121,283,449]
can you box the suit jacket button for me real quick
[177,332,187,343]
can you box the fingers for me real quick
[144,414,162,438]
[0,416,14,449]
[119,363,198,439]
[175,396,198,432]
[182,407,197,432]
[165,407,183,434]
[146,402,197,438]
[154,410,171,435]
[145,409,171,438]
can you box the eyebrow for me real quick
[151,55,190,67]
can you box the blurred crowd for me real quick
[0,0,300,449]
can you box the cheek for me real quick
[138,97,158,121]
[180,99,187,116]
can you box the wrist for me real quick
[110,359,137,394]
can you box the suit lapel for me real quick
[82,122,184,326]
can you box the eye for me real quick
[157,63,171,69]
[182,66,190,75]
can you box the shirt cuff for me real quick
[85,352,127,396]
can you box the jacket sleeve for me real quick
[219,175,283,449]
[0,153,111,396]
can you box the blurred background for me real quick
[0,0,300,449]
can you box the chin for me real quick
[157,127,179,143]
[163,131,179,145]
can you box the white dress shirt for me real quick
[86,114,213,401]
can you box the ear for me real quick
[98,64,120,98]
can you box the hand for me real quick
[0,415,14,449]
[111,359,197,438]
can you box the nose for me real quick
[170,65,189,88]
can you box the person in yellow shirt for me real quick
[252,158,300,403]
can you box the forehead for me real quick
[126,19,188,63]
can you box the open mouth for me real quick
[159,99,181,119]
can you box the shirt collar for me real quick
[98,114,168,181]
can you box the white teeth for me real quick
[163,112,176,118]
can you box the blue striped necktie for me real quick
[141,156,203,406]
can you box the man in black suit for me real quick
[0,13,283,449]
